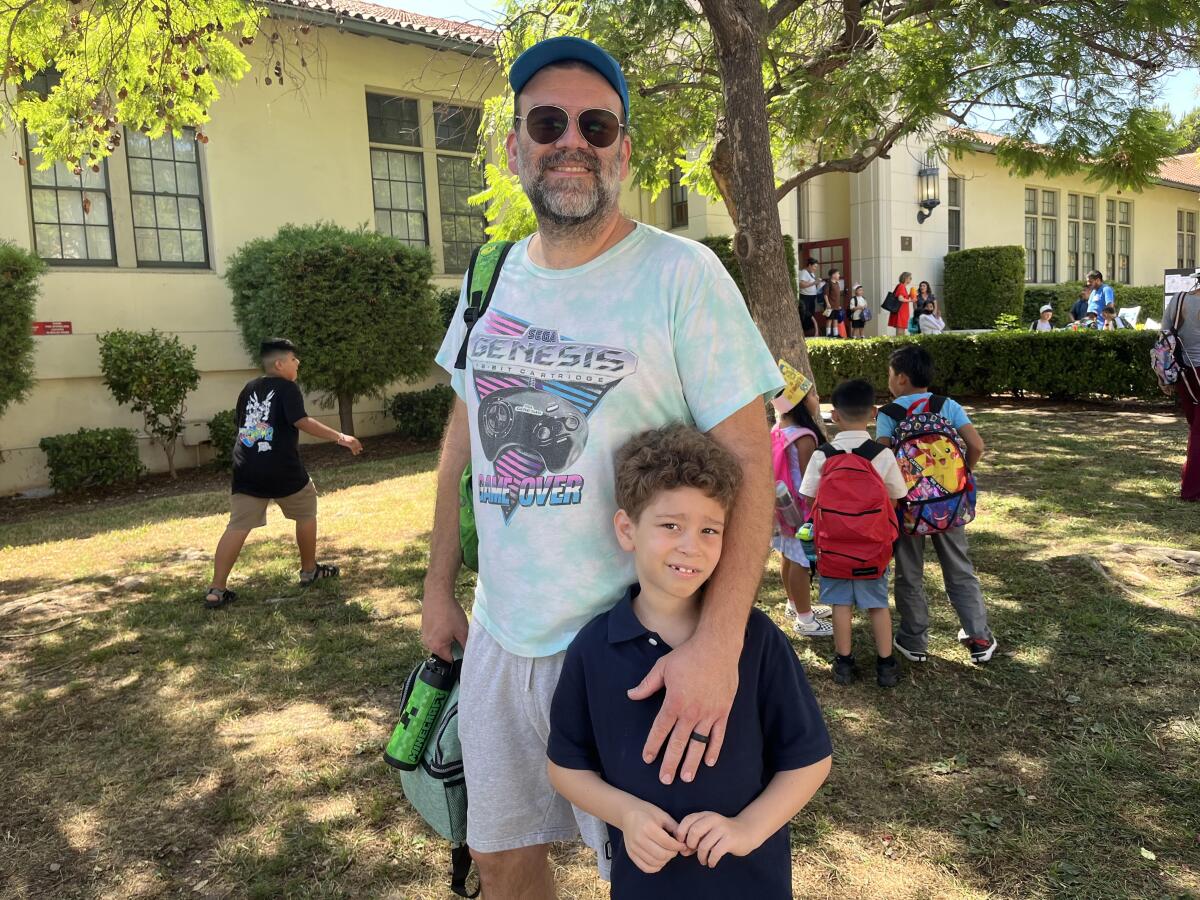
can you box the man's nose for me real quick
[553,114,591,151]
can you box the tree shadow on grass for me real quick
[0,535,472,899]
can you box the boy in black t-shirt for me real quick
[204,338,362,609]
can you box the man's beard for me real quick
[517,144,621,235]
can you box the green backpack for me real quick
[454,240,514,572]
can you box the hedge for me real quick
[0,240,45,421]
[700,234,798,298]
[942,245,1026,329]
[391,384,456,442]
[808,330,1160,402]
[208,409,237,470]
[39,427,145,493]
[1023,282,1164,325]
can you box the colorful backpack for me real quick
[452,240,515,572]
[879,396,976,535]
[1151,292,1187,389]
[811,441,898,579]
[770,425,816,532]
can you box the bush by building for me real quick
[391,384,455,442]
[942,245,1026,329]
[0,241,45,422]
[39,427,145,492]
[208,409,238,470]
[808,329,1160,402]
[1023,281,1164,325]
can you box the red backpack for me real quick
[811,441,898,579]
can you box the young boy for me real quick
[204,338,362,609]
[547,425,831,898]
[876,344,998,664]
[798,380,908,687]
[847,284,868,338]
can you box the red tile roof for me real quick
[952,127,1200,192]
[270,0,497,46]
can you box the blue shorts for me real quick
[770,534,810,567]
[819,570,890,609]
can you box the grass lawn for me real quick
[1,403,1198,899]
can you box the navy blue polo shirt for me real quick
[547,587,832,899]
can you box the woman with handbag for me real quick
[1163,287,1200,500]
[887,272,914,335]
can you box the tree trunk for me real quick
[164,438,177,479]
[337,391,356,436]
[701,0,812,380]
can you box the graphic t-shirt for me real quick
[231,376,310,498]
[435,224,783,657]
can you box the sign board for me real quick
[32,321,72,335]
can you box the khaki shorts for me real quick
[228,480,318,530]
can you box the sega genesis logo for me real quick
[471,336,637,376]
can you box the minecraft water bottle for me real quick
[797,521,816,563]
[384,655,457,771]
[775,482,805,530]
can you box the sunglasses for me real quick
[514,105,625,149]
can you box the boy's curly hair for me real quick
[614,424,742,522]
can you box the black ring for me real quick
[689,731,710,745]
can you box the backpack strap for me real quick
[817,442,843,458]
[926,395,947,414]
[453,241,515,371]
[851,440,888,462]
[879,402,906,422]
[451,843,479,898]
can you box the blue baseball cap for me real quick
[509,36,629,119]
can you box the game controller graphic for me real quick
[479,387,588,473]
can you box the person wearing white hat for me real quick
[1030,304,1055,332]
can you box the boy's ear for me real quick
[830,409,842,425]
[613,509,637,552]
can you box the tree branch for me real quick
[775,116,909,199]
[766,0,805,32]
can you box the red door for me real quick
[800,238,851,286]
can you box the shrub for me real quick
[807,330,1160,402]
[208,409,237,470]
[700,234,798,298]
[224,223,442,436]
[1022,281,1165,325]
[98,329,200,478]
[391,384,455,442]
[943,246,1025,328]
[0,241,45,421]
[438,287,461,328]
[39,427,144,493]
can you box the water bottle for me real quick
[775,481,804,530]
[797,521,816,563]
[384,655,457,771]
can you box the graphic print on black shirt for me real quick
[231,376,310,498]
[470,306,638,522]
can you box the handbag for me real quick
[881,291,902,314]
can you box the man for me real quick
[797,257,820,337]
[421,36,781,899]
[1070,288,1089,324]
[204,338,362,609]
[1086,270,1115,317]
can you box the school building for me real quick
[2,0,1198,494]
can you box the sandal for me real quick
[300,563,340,584]
[204,587,237,610]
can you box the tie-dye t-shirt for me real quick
[435,223,782,657]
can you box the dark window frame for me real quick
[24,132,118,267]
[124,127,211,269]
[366,93,421,148]
[436,153,486,275]
[946,175,962,253]
[370,146,430,248]
[668,166,689,229]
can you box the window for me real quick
[371,149,427,246]
[947,176,962,253]
[668,166,688,229]
[1065,193,1097,281]
[437,155,485,274]
[1024,187,1057,283]
[25,135,116,264]
[434,103,480,154]
[366,93,420,147]
[1179,210,1197,269]
[125,129,208,266]
[1106,199,1132,284]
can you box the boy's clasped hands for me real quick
[622,800,758,872]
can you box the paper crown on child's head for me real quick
[771,360,814,415]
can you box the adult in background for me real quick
[204,338,362,609]
[798,257,820,337]
[421,36,782,898]
[1070,288,1089,324]
[1164,287,1200,501]
[1086,270,1115,317]
[888,271,914,335]
[918,298,946,334]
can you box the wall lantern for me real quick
[917,158,940,224]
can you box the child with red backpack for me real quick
[876,344,998,665]
[770,361,833,638]
[799,380,908,687]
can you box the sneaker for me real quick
[893,636,928,663]
[876,656,901,688]
[957,629,998,664]
[793,616,834,638]
[832,655,858,685]
[811,604,833,619]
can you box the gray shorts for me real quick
[458,620,610,876]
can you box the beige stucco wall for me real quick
[0,23,501,494]
[948,149,1200,286]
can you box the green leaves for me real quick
[0,241,44,422]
